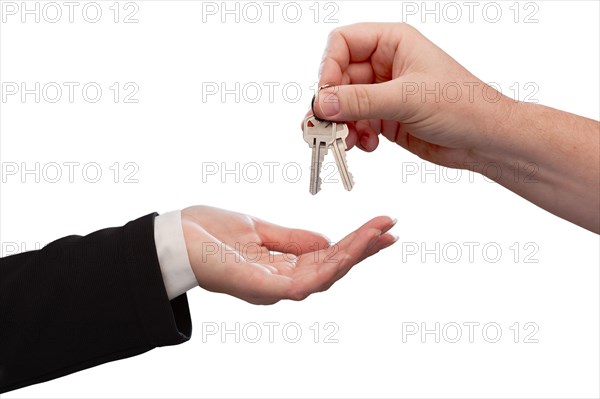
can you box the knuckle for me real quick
[325,27,343,46]
[397,22,417,35]
[328,26,343,39]
[321,281,335,293]
[289,289,309,302]
[350,85,373,118]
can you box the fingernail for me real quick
[318,91,340,118]
[390,218,398,227]
[391,235,400,243]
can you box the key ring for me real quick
[311,83,336,122]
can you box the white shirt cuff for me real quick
[154,210,197,300]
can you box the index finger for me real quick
[318,22,401,86]
[253,218,331,256]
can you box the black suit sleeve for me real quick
[0,213,192,393]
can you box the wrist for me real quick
[180,208,220,291]
[180,210,201,284]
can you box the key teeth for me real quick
[309,144,327,195]
[310,177,322,195]
[347,158,355,189]
[341,153,354,191]
[332,138,355,192]
[317,147,327,194]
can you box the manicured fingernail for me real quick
[390,218,398,227]
[391,235,400,243]
[318,91,340,118]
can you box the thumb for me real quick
[314,81,406,122]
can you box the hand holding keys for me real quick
[302,114,354,195]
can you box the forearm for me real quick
[473,99,600,233]
[0,214,192,393]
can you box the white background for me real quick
[1,1,599,398]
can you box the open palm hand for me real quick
[181,206,397,304]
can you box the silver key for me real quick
[302,115,354,195]
[303,115,337,195]
[331,122,355,191]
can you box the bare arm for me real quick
[311,23,600,233]
[473,101,600,233]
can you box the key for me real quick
[303,115,337,195]
[302,115,355,194]
[331,122,355,191]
